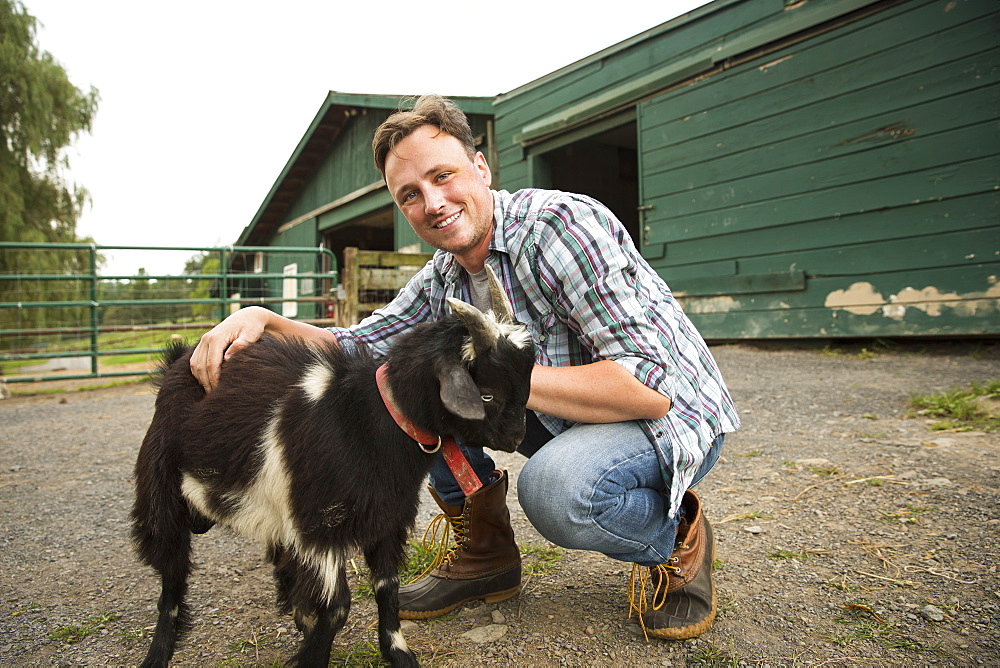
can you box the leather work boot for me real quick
[628,489,716,640]
[399,469,521,619]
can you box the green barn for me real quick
[237,0,999,338]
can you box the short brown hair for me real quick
[372,95,477,178]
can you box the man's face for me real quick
[384,125,494,272]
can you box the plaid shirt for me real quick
[332,189,740,516]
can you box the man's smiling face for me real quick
[384,124,494,273]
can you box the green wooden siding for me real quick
[495,0,999,338]
[266,223,324,319]
[637,0,998,337]
[283,108,495,255]
[494,0,805,180]
[285,110,386,223]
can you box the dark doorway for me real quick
[537,122,640,244]
[321,205,395,276]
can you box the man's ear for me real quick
[474,151,492,187]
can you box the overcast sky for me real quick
[27,0,710,276]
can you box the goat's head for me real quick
[388,266,535,453]
[441,267,535,452]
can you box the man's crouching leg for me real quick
[629,489,716,639]
[399,469,521,619]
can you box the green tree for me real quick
[1,0,100,340]
[0,0,99,244]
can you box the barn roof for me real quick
[235,92,495,246]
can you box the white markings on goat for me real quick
[460,311,531,363]
[181,475,219,523]
[184,406,347,607]
[389,630,410,652]
[222,413,297,547]
[299,362,333,403]
[374,577,398,592]
[298,547,345,606]
[461,339,477,363]
[501,323,532,350]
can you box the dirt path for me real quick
[2,342,998,666]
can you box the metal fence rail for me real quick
[1,242,337,384]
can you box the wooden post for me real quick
[341,246,358,327]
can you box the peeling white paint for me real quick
[677,295,740,314]
[889,286,961,318]
[825,280,1000,320]
[824,282,884,315]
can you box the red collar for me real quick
[376,364,483,496]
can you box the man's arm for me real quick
[190,306,339,392]
[528,361,671,424]
[522,194,680,424]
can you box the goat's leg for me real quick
[130,481,194,666]
[139,547,192,668]
[280,553,349,667]
[130,421,200,668]
[365,534,419,667]
[268,543,296,618]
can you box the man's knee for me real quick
[516,457,592,549]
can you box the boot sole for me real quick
[399,584,521,620]
[644,585,717,640]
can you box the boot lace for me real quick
[627,557,681,640]
[405,512,465,584]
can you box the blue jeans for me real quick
[429,413,723,567]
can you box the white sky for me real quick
[27,0,710,276]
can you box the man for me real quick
[191,95,739,639]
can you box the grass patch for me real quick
[819,602,942,652]
[49,624,95,644]
[878,505,936,524]
[522,544,563,576]
[732,448,763,458]
[825,576,860,593]
[49,612,121,644]
[688,639,740,666]
[327,640,384,666]
[225,629,275,656]
[910,379,1000,432]
[768,549,816,561]
[10,376,147,396]
[352,539,441,599]
[820,344,882,360]
[3,326,205,379]
[400,539,440,584]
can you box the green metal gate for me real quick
[0,242,337,384]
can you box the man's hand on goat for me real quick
[190,306,271,392]
[191,306,340,393]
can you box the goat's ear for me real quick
[447,298,499,359]
[438,363,486,421]
[484,265,516,325]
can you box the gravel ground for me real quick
[2,340,999,667]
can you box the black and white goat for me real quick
[130,269,535,668]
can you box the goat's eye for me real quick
[481,395,494,403]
